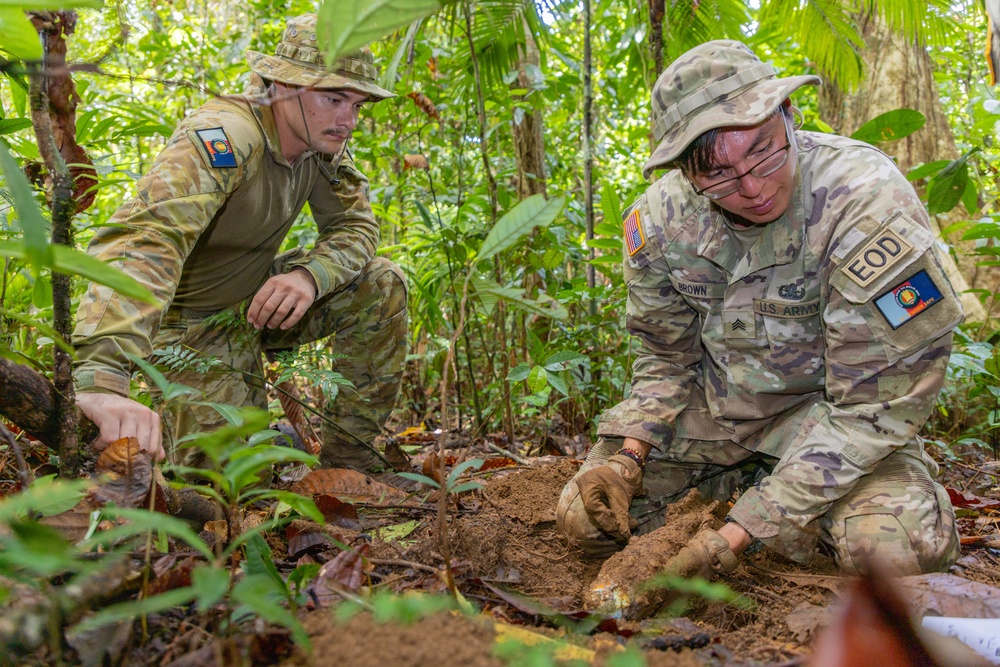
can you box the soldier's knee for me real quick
[367,257,408,319]
[832,508,959,577]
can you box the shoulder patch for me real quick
[624,208,646,256]
[840,227,913,287]
[195,127,237,168]
[873,269,944,329]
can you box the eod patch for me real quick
[874,269,944,329]
[195,127,237,168]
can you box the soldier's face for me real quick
[275,85,369,156]
[688,113,797,226]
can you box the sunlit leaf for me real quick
[317,0,461,61]
[849,109,925,144]
[0,8,42,60]
[478,194,566,263]
[0,138,50,268]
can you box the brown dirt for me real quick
[286,457,1000,666]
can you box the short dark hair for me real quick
[672,104,791,175]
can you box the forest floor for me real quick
[4,425,1000,667]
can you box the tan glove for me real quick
[665,527,739,580]
[575,454,643,541]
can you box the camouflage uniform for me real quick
[72,22,406,468]
[558,42,962,575]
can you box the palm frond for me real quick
[758,0,865,89]
[664,0,752,61]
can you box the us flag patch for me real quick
[624,208,646,256]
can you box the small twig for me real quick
[0,422,30,490]
[368,557,441,575]
[488,442,531,466]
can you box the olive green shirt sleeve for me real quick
[284,155,379,299]
[72,121,253,395]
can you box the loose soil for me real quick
[281,444,1000,667]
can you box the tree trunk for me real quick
[0,356,98,453]
[818,12,987,321]
[511,17,547,200]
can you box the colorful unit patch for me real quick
[195,127,237,168]
[624,208,646,256]
[874,269,944,329]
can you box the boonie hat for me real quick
[246,14,394,100]
[643,40,820,179]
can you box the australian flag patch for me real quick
[624,208,646,256]
[874,269,944,329]
[195,127,237,168]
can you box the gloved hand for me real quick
[664,527,739,580]
[575,454,643,541]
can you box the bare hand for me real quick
[247,269,316,331]
[76,392,164,462]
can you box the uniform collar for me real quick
[244,77,324,169]
[697,166,805,282]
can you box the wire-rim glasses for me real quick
[692,119,792,200]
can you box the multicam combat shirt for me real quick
[600,131,964,559]
[72,79,379,396]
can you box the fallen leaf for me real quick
[310,543,370,607]
[288,532,334,559]
[395,424,426,438]
[947,487,1000,511]
[38,496,101,543]
[383,438,412,471]
[146,556,199,597]
[403,154,429,170]
[785,601,831,642]
[290,469,409,504]
[66,618,132,667]
[91,437,153,508]
[314,494,360,528]
[898,573,1000,618]
[374,519,421,543]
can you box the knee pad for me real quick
[368,257,408,319]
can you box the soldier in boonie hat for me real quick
[643,40,819,179]
[73,13,413,487]
[246,13,394,100]
[555,39,965,599]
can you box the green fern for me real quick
[150,345,227,374]
[270,349,353,404]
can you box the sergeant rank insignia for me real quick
[874,269,944,329]
[195,127,237,168]
[624,208,646,256]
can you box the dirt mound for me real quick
[284,610,501,667]
[585,490,726,618]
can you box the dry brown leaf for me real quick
[406,91,440,121]
[38,495,101,543]
[314,494,360,527]
[403,154,430,170]
[310,543,370,607]
[91,437,152,508]
[290,469,408,504]
[288,532,334,559]
[898,573,1000,618]
[146,556,199,597]
[421,452,445,487]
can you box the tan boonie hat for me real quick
[246,14,395,100]
[643,40,820,179]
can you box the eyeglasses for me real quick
[692,119,792,200]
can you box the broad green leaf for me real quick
[547,371,569,397]
[961,177,979,216]
[906,160,950,182]
[588,238,622,250]
[0,118,31,135]
[849,109,925,144]
[0,8,42,60]
[0,138,50,268]
[477,194,565,263]
[0,308,72,353]
[478,285,568,320]
[244,534,286,595]
[317,0,460,62]
[594,222,621,237]
[507,362,532,382]
[527,365,548,393]
[962,220,1000,241]
[232,573,309,647]
[542,350,588,372]
[87,508,213,559]
[0,0,102,7]
[191,565,229,610]
[376,519,421,542]
[247,490,322,524]
[445,458,484,489]
[0,477,90,521]
[927,158,969,215]
[396,471,440,489]
[600,183,623,227]
[74,586,198,633]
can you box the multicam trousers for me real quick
[557,396,959,576]
[153,255,407,468]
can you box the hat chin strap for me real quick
[296,93,349,185]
